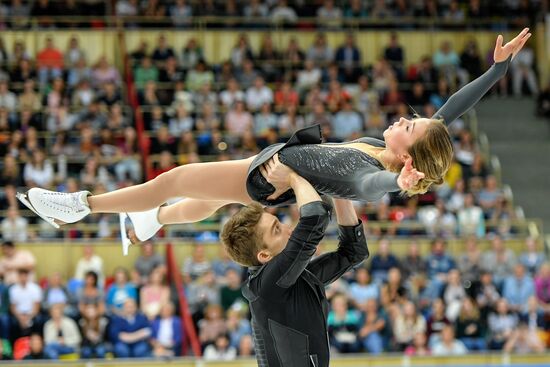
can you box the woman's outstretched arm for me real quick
[432,28,531,125]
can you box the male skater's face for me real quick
[256,212,292,264]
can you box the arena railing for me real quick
[3,15,537,30]
[165,242,202,357]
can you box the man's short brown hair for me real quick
[220,203,266,267]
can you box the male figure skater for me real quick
[221,164,369,367]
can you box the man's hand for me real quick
[397,158,425,191]
[494,27,531,63]
[259,154,295,200]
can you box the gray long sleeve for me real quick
[432,57,511,125]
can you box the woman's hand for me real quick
[493,27,531,63]
[259,154,295,200]
[397,158,425,191]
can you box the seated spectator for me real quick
[477,175,503,217]
[193,82,218,112]
[187,270,221,322]
[139,80,161,107]
[270,0,297,24]
[230,34,254,70]
[64,36,86,69]
[392,301,427,351]
[401,241,427,280]
[380,267,407,310]
[203,333,237,361]
[74,244,104,286]
[426,298,451,347]
[332,100,363,140]
[481,235,516,287]
[36,37,63,87]
[23,149,54,188]
[521,296,546,337]
[511,45,538,97]
[238,334,254,357]
[9,268,42,339]
[43,272,77,318]
[369,238,400,284]
[106,267,138,316]
[328,294,362,353]
[307,33,333,68]
[359,299,386,354]
[457,236,482,285]
[180,38,202,70]
[425,238,456,297]
[254,103,277,137]
[151,303,182,357]
[77,271,106,316]
[404,332,430,356]
[79,304,108,359]
[432,325,467,356]
[349,267,379,310]
[44,303,82,360]
[297,59,321,93]
[185,60,214,92]
[502,264,535,313]
[443,270,466,321]
[134,56,159,90]
[211,247,242,283]
[23,333,46,360]
[335,33,361,82]
[0,80,17,113]
[224,100,253,136]
[1,206,28,242]
[225,309,251,351]
[474,271,500,317]
[246,76,273,112]
[535,262,550,313]
[519,237,546,276]
[140,267,170,321]
[257,35,281,83]
[134,241,164,285]
[274,80,298,111]
[110,299,151,358]
[182,243,212,283]
[67,58,92,89]
[151,35,175,69]
[236,59,258,89]
[0,241,36,285]
[317,0,343,28]
[220,78,244,109]
[220,268,244,312]
[488,299,517,350]
[198,304,227,349]
[455,297,486,351]
[503,322,545,354]
[91,56,121,88]
[432,41,463,85]
[457,193,485,238]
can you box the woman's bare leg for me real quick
[88,156,255,213]
[158,199,241,225]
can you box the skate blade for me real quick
[16,192,60,229]
[119,213,132,256]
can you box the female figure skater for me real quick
[18,29,530,253]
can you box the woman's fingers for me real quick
[495,34,504,50]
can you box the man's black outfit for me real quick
[242,201,369,367]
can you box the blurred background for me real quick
[0,0,549,366]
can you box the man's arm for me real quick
[307,199,370,286]
[256,172,331,299]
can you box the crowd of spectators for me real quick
[0,8,546,362]
[0,0,546,29]
[0,230,548,361]
[0,26,541,241]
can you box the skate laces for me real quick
[41,191,88,213]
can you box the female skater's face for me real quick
[256,212,293,264]
[383,117,431,160]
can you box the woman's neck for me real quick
[378,149,402,171]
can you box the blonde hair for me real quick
[380,118,453,196]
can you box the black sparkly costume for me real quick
[246,58,511,206]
